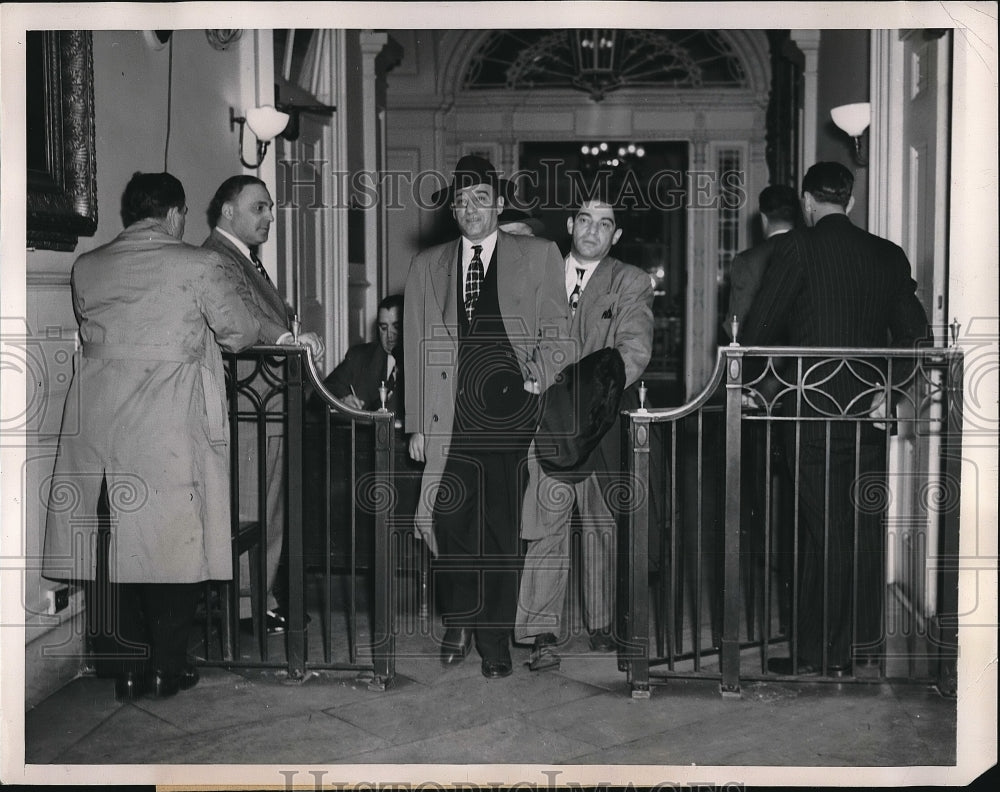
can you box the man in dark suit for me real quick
[322,294,403,414]
[515,199,654,671]
[202,175,324,634]
[741,162,929,675]
[723,184,801,341]
[404,155,568,678]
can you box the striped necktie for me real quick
[251,252,273,286]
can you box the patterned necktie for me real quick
[251,252,273,286]
[569,267,585,316]
[464,244,484,322]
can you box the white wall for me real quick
[23,28,259,705]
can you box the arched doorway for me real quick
[435,28,773,395]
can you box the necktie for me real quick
[569,267,585,316]
[251,252,273,286]
[385,354,397,395]
[464,244,484,322]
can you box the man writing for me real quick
[321,294,404,414]
[203,175,324,634]
[515,200,654,671]
[404,155,568,679]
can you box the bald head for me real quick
[568,200,623,264]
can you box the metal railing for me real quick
[197,346,418,690]
[618,343,963,698]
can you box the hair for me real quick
[120,171,185,227]
[758,184,803,226]
[206,175,267,228]
[377,293,404,314]
[801,162,854,208]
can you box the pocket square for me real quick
[601,307,614,319]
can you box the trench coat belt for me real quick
[81,341,227,444]
[81,341,199,363]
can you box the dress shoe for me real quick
[588,627,617,652]
[439,627,473,666]
[767,656,849,677]
[240,609,302,635]
[528,633,560,672]
[178,664,200,691]
[113,671,147,703]
[481,654,513,679]
[147,669,180,698]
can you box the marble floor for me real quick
[22,616,960,788]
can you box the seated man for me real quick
[321,294,403,415]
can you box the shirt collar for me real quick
[215,227,253,262]
[463,230,498,259]
[566,252,600,272]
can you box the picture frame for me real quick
[26,30,98,252]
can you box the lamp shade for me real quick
[244,105,289,141]
[830,102,871,137]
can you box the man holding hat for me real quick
[516,199,654,672]
[403,155,568,678]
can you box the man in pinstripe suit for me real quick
[740,162,929,675]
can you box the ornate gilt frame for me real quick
[26,30,97,252]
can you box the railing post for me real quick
[934,348,963,696]
[369,411,395,690]
[285,350,306,679]
[622,412,651,698]
[721,346,744,696]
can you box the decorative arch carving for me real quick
[439,29,771,102]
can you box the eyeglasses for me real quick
[452,194,496,211]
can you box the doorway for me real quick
[518,140,688,404]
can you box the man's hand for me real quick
[341,393,365,411]
[869,391,888,430]
[276,330,325,363]
[297,331,325,363]
[523,376,541,395]
[408,431,426,463]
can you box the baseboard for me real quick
[25,609,87,710]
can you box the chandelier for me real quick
[571,29,623,101]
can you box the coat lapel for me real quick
[430,240,460,339]
[497,231,528,337]
[572,256,616,334]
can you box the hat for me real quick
[432,155,513,206]
[534,347,626,481]
[498,207,546,236]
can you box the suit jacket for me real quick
[43,219,259,583]
[202,229,292,343]
[740,213,930,435]
[403,229,570,538]
[723,234,781,342]
[322,341,403,413]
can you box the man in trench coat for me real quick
[404,155,569,678]
[43,171,260,700]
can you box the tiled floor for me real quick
[24,624,957,776]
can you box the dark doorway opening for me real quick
[518,140,687,404]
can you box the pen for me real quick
[350,384,358,398]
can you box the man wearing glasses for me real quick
[403,155,568,678]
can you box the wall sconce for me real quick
[229,105,290,169]
[830,102,871,167]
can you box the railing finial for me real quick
[950,317,961,347]
[637,380,648,412]
[730,314,740,346]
